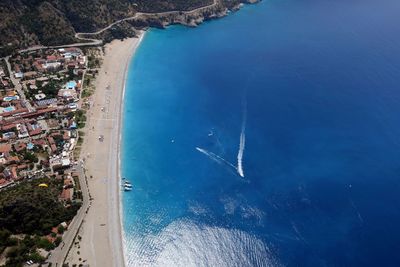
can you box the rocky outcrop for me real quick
[126,0,260,30]
[139,5,228,28]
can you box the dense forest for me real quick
[0,178,80,265]
[0,0,248,54]
[0,178,80,235]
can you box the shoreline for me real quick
[63,4,255,266]
[117,32,146,266]
[65,33,145,266]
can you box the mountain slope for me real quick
[0,0,247,54]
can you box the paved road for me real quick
[4,57,35,112]
[18,40,103,53]
[46,163,90,266]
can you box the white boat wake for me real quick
[195,147,237,171]
[196,98,247,178]
[237,99,247,178]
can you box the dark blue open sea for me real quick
[121,0,400,266]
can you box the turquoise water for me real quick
[3,96,19,102]
[66,80,77,89]
[2,106,15,113]
[122,0,400,266]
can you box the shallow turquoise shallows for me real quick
[122,0,400,266]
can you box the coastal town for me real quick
[1,0,394,266]
[0,46,102,266]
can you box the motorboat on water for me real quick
[124,186,132,192]
[123,179,133,191]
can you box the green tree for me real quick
[57,225,65,234]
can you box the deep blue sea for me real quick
[122,0,400,266]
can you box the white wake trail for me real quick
[237,131,245,177]
[196,147,237,171]
[237,100,247,178]
[196,94,247,178]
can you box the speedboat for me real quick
[124,186,132,192]
[123,180,133,189]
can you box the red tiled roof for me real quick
[29,128,42,136]
[1,123,17,131]
[14,143,27,152]
[60,188,72,201]
[11,166,17,180]
[46,235,56,243]
[46,55,57,61]
[32,139,46,146]
[51,144,57,152]
[21,107,57,118]
[17,164,27,170]
[47,136,57,152]
[7,156,20,164]
[0,144,12,153]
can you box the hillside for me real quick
[0,0,250,55]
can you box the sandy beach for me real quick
[65,33,144,266]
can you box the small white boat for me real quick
[123,180,133,190]
[124,186,132,191]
